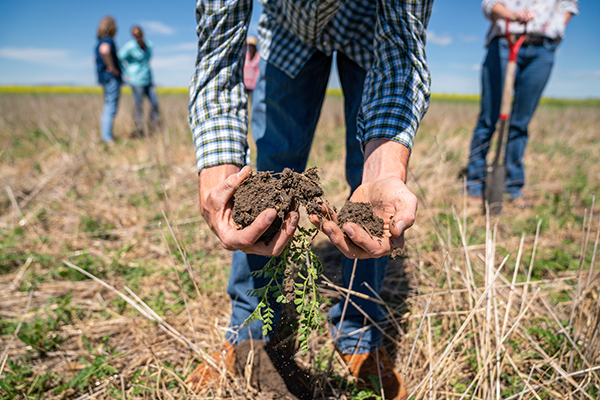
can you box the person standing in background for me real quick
[465,0,578,208]
[95,16,122,145]
[243,35,260,107]
[118,26,160,136]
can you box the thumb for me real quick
[217,165,251,202]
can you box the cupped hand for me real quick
[309,177,417,259]
[199,165,299,256]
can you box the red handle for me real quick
[505,19,526,61]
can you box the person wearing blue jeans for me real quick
[100,77,121,143]
[185,1,433,398]
[226,52,388,354]
[131,85,160,132]
[466,0,577,205]
[118,26,160,135]
[95,16,122,144]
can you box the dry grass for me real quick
[0,91,599,399]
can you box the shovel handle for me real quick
[500,20,526,120]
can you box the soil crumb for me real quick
[338,201,384,238]
[232,167,324,244]
[234,340,312,400]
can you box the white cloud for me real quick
[140,21,175,36]
[0,47,69,63]
[576,70,600,79]
[0,47,92,69]
[458,33,480,43]
[450,62,482,72]
[427,31,452,46]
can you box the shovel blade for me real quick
[485,165,505,215]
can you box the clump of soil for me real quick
[337,201,384,238]
[234,340,312,400]
[232,167,324,244]
[337,201,404,259]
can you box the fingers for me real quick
[320,220,371,259]
[221,209,299,256]
[389,196,417,238]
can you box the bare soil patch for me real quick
[234,340,312,400]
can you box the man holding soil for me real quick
[187,0,432,398]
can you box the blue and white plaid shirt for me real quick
[190,0,433,172]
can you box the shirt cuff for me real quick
[191,117,249,172]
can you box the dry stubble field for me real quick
[0,90,599,399]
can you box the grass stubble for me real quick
[0,91,599,398]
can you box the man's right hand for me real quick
[198,164,299,256]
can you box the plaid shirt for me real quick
[190,0,433,172]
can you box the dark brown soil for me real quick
[232,167,324,244]
[337,201,384,238]
[234,340,312,399]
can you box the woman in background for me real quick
[95,16,122,145]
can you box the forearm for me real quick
[565,12,573,25]
[363,139,409,184]
[489,3,515,21]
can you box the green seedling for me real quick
[244,226,323,354]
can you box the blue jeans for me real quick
[226,51,389,354]
[466,37,556,199]
[132,85,160,130]
[100,76,121,142]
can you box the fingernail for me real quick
[344,225,355,237]
[397,220,405,233]
[237,166,248,177]
[266,210,276,223]
[323,226,332,237]
[291,214,298,226]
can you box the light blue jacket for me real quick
[118,39,153,87]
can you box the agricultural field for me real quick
[0,88,599,399]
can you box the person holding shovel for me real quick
[465,0,578,209]
[186,0,433,398]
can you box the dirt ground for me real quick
[1,92,599,399]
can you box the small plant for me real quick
[244,226,324,354]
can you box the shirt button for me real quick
[322,41,328,46]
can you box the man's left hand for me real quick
[309,140,417,259]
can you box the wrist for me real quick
[363,140,409,183]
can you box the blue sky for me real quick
[0,1,598,99]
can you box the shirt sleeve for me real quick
[482,0,501,20]
[189,0,253,172]
[356,0,433,153]
[558,0,579,16]
[117,41,130,62]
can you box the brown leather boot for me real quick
[185,341,236,393]
[341,348,407,400]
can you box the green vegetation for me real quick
[1,92,599,398]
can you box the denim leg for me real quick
[337,52,366,195]
[100,77,121,142]
[146,85,160,127]
[226,52,332,345]
[504,43,555,199]
[331,52,388,354]
[328,256,389,354]
[466,38,506,197]
[131,85,144,131]
[252,52,331,172]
